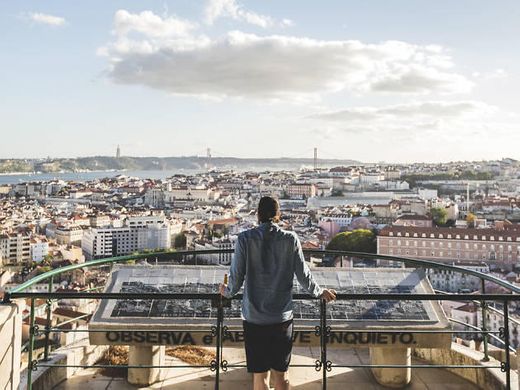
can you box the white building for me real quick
[194,237,237,265]
[55,226,83,245]
[82,227,133,260]
[0,233,31,265]
[30,238,49,262]
[318,214,352,228]
[427,263,490,293]
[82,216,171,260]
[136,224,171,251]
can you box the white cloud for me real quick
[472,68,508,80]
[204,0,282,28]
[29,12,66,27]
[309,101,496,122]
[100,11,473,100]
[113,9,196,38]
[308,100,502,145]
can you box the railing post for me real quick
[503,300,511,390]
[320,299,330,390]
[215,295,223,390]
[43,276,54,361]
[27,298,36,390]
[480,279,490,362]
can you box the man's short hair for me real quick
[258,196,280,223]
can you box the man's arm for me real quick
[293,236,323,298]
[221,235,246,298]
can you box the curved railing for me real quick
[6,249,520,296]
[4,249,520,390]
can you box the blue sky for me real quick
[1,0,519,162]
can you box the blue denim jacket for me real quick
[223,222,323,325]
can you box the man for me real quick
[220,196,336,390]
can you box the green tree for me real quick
[174,233,187,249]
[431,207,448,226]
[326,229,377,253]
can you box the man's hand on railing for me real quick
[321,288,336,303]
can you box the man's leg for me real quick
[271,369,290,390]
[253,371,270,390]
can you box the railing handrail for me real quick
[7,291,520,301]
[4,249,520,300]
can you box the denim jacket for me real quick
[223,222,323,325]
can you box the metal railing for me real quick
[3,249,520,390]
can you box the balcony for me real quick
[1,249,520,390]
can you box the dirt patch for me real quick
[97,345,129,377]
[96,345,216,377]
[166,346,216,366]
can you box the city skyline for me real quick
[1,0,519,162]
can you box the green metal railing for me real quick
[3,249,520,390]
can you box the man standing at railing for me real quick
[220,196,336,390]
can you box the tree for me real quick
[174,233,187,249]
[431,207,448,226]
[326,229,377,253]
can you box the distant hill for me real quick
[0,156,361,174]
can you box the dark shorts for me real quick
[243,319,293,373]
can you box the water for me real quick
[0,169,204,185]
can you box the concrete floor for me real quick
[53,347,480,390]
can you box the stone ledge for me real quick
[20,337,108,390]
[413,342,518,390]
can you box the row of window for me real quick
[386,239,519,252]
[386,248,516,260]
[388,231,519,241]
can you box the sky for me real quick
[1,0,519,163]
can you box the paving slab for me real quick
[53,348,479,390]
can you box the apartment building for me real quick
[427,262,489,292]
[55,226,83,245]
[82,227,134,260]
[194,237,236,265]
[0,233,31,265]
[377,226,520,268]
[30,238,49,262]
[287,183,316,199]
[81,217,171,260]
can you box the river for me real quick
[0,169,205,185]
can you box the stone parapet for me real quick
[414,343,517,390]
[0,300,22,390]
